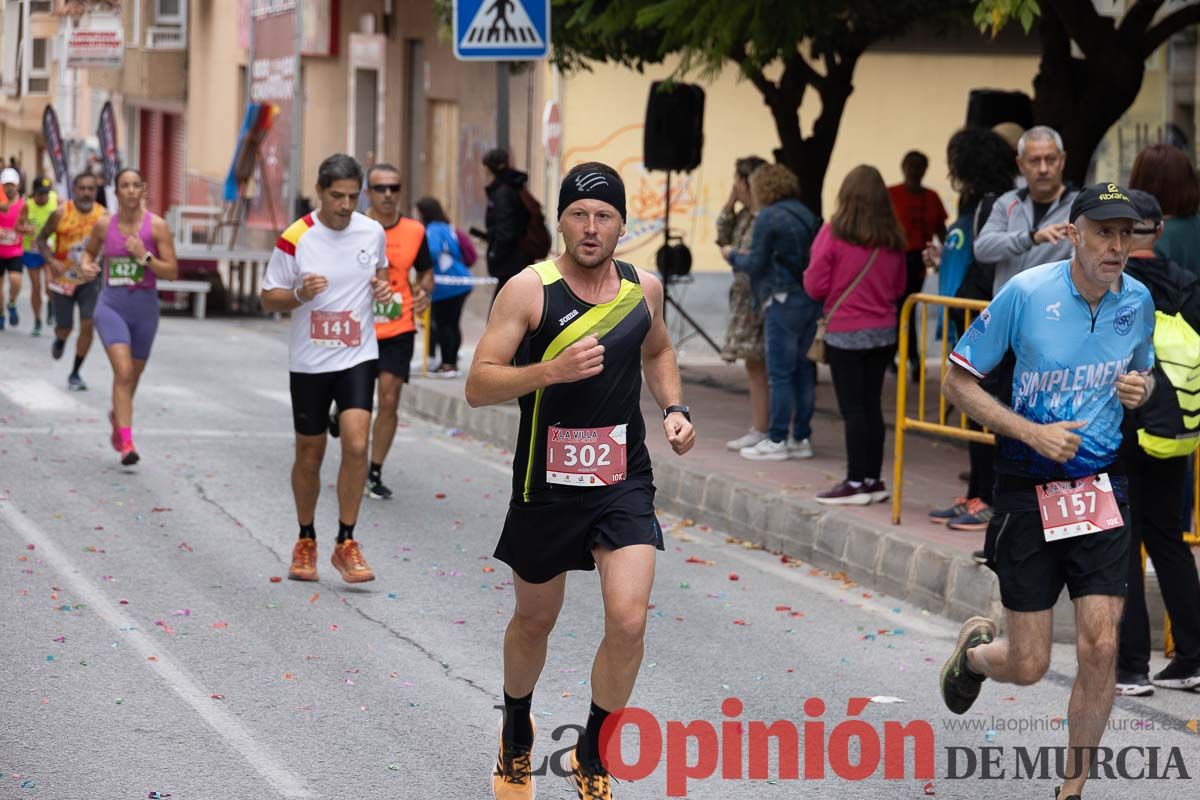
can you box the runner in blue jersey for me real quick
[937,183,1155,800]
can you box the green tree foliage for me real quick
[550,1,973,215]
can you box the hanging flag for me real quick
[97,101,120,185]
[42,105,69,189]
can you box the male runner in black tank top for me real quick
[467,162,695,800]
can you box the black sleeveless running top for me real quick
[511,259,653,503]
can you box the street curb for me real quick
[401,379,1008,625]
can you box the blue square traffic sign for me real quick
[454,0,550,61]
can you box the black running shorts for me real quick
[289,359,378,436]
[982,506,1130,612]
[494,471,664,584]
[378,331,415,381]
[51,280,101,325]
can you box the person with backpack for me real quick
[416,195,477,378]
[1113,189,1200,696]
[721,163,821,462]
[803,166,908,504]
[482,148,549,299]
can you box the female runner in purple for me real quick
[81,169,178,465]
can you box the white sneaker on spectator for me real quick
[788,437,814,459]
[740,438,789,461]
[726,428,767,451]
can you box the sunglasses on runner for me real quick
[371,183,401,193]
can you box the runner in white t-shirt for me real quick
[261,153,393,584]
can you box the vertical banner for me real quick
[248,0,299,231]
[97,100,120,184]
[42,105,69,196]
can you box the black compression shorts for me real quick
[494,471,664,584]
[289,359,378,436]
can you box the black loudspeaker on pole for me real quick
[642,82,721,355]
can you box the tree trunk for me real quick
[763,56,856,219]
[1031,3,1147,187]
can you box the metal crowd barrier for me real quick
[891,293,991,525]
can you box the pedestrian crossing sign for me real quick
[454,0,550,61]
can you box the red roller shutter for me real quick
[163,112,184,215]
[139,109,165,216]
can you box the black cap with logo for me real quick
[31,176,52,194]
[1069,182,1141,223]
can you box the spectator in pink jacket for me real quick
[803,165,907,505]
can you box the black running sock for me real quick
[368,462,382,482]
[298,523,316,541]
[337,521,355,543]
[580,701,612,767]
[502,690,534,748]
[72,354,85,375]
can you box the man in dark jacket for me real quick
[1115,189,1200,696]
[483,148,531,297]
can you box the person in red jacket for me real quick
[804,165,908,505]
[888,150,947,377]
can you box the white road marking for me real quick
[0,503,315,798]
[0,378,94,415]
[253,388,293,407]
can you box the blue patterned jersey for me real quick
[951,260,1155,482]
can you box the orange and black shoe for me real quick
[492,717,535,799]
[288,538,318,582]
[331,539,375,583]
[568,749,612,800]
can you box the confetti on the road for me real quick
[729,573,739,581]
[923,781,935,796]
[170,609,190,617]
[984,730,997,742]
[148,792,172,799]
[269,576,282,583]
[733,619,748,626]
[435,492,447,499]
[387,763,402,771]
[211,621,228,629]
[52,635,64,642]
[482,566,495,573]
[152,507,172,513]
[178,541,193,552]
[310,593,320,603]
[685,555,713,565]
[869,696,906,704]
[210,694,225,701]
[26,543,34,550]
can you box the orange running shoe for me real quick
[331,539,375,583]
[288,538,318,581]
[492,716,536,799]
[567,749,612,800]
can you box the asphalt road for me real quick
[1,315,1197,800]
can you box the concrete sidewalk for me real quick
[401,307,1177,642]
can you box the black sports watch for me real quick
[663,404,691,421]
